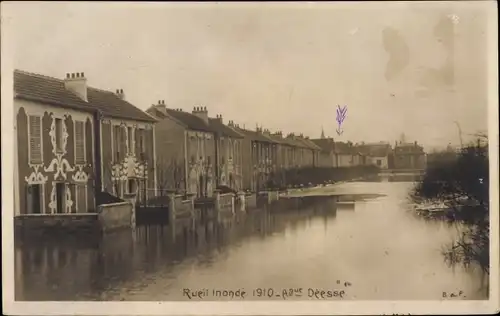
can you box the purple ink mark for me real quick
[336,105,347,136]
[336,105,348,125]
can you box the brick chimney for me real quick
[272,131,282,138]
[192,106,208,124]
[215,114,223,124]
[115,89,125,100]
[64,72,87,101]
[154,100,167,115]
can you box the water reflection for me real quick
[15,182,488,301]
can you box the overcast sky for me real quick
[3,1,492,149]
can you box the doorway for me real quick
[55,183,65,213]
[27,184,42,214]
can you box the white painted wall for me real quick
[368,156,388,169]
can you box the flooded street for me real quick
[15,181,488,301]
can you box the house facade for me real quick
[15,71,96,216]
[266,131,291,186]
[334,142,355,167]
[146,103,217,197]
[296,135,321,167]
[232,126,276,192]
[357,142,392,169]
[98,92,157,204]
[209,116,245,191]
[311,137,337,167]
[14,70,156,216]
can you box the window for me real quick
[75,184,87,213]
[74,121,86,164]
[137,180,146,203]
[28,115,42,164]
[113,125,127,161]
[55,183,66,214]
[377,159,382,166]
[113,180,122,197]
[26,184,42,214]
[120,126,127,158]
[135,128,146,158]
[127,179,136,195]
[55,118,63,152]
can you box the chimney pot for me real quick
[64,71,88,101]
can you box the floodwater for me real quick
[14,181,489,301]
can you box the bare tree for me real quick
[156,156,184,195]
[412,136,489,276]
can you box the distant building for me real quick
[334,141,357,167]
[357,142,392,169]
[231,125,276,192]
[311,137,337,167]
[393,140,426,170]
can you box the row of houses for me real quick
[13,70,425,216]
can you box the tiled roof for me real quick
[284,136,308,148]
[311,138,335,153]
[235,128,275,143]
[334,142,356,154]
[208,118,244,138]
[299,137,322,151]
[266,133,288,145]
[14,70,156,122]
[146,105,216,133]
[357,143,392,157]
[165,108,215,132]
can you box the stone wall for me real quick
[14,214,99,238]
[97,201,133,233]
[245,193,257,210]
[173,194,194,219]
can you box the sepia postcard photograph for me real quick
[1,1,499,315]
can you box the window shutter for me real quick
[120,126,127,159]
[76,185,86,212]
[75,121,85,164]
[113,125,120,161]
[135,129,140,157]
[29,116,42,163]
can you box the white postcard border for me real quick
[2,1,499,315]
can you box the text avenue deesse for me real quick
[183,286,350,300]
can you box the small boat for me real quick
[414,201,452,216]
